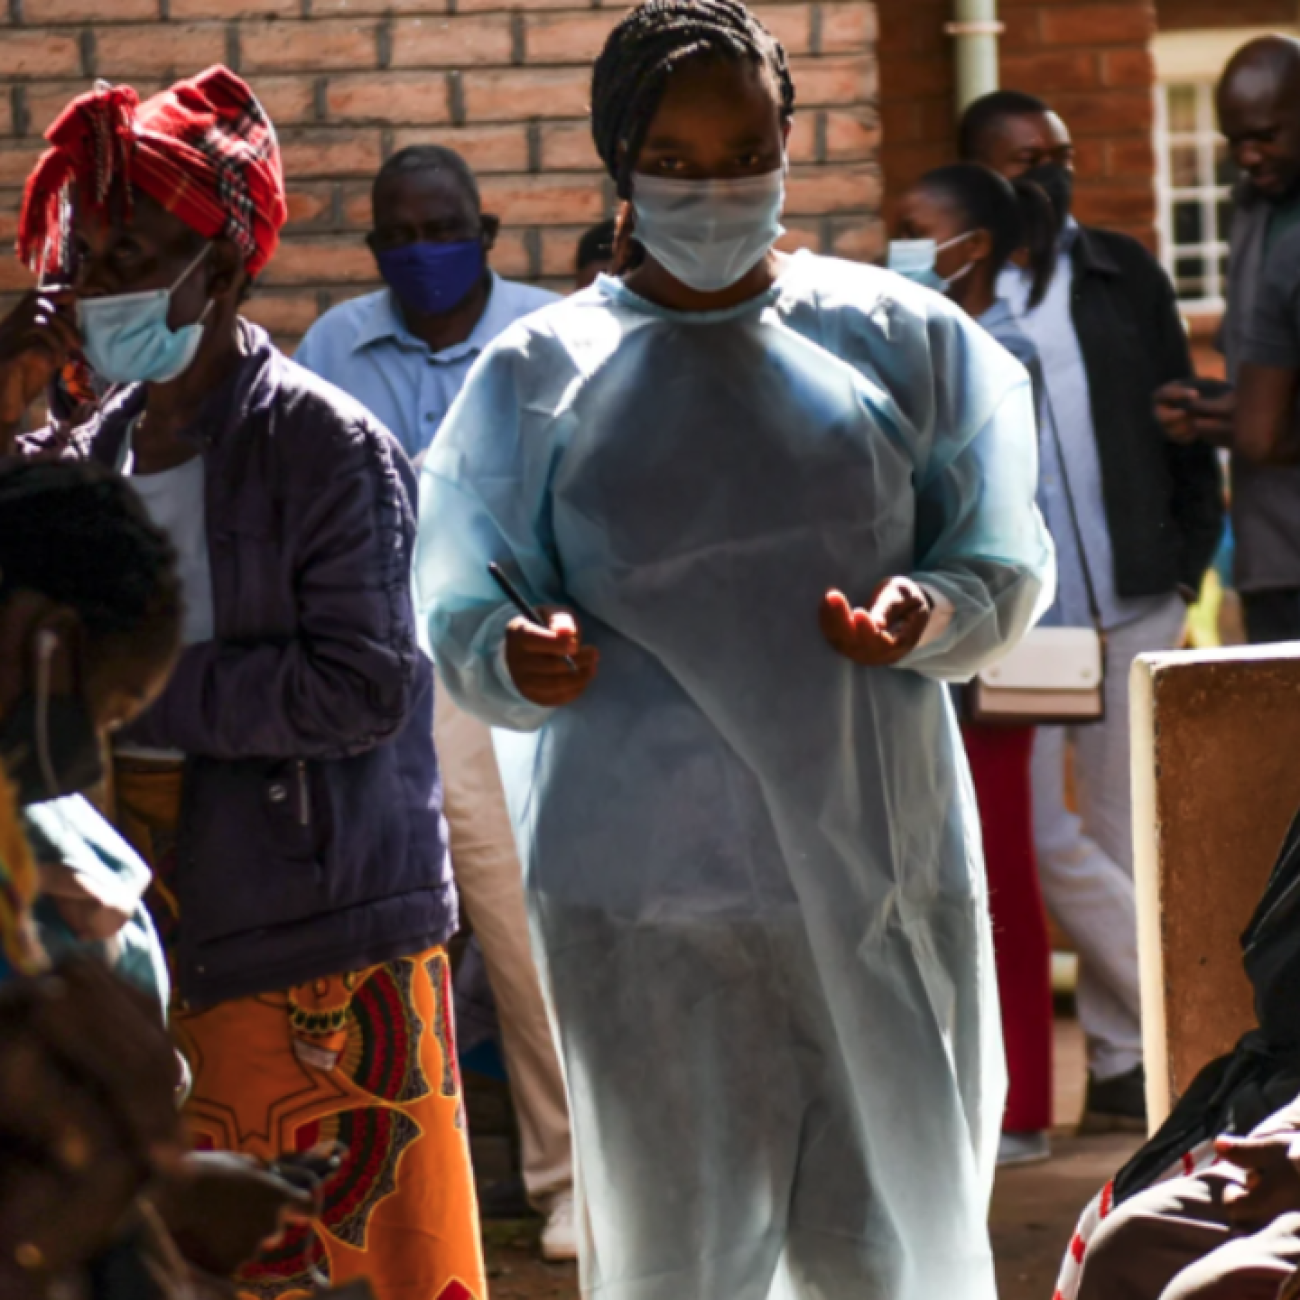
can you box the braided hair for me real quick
[0,461,180,647]
[591,0,796,201]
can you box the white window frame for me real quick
[1154,80,1230,313]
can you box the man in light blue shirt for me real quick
[296,145,556,462]
[296,145,577,1261]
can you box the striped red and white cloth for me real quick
[17,65,286,281]
[1053,1140,1219,1300]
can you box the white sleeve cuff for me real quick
[916,584,955,649]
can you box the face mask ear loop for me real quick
[171,244,215,342]
[932,231,979,292]
[935,231,977,254]
[34,629,60,799]
[170,243,212,295]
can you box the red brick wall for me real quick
[0,0,881,352]
[1157,0,1297,29]
[877,0,1159,247]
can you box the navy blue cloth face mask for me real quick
[375,239,486,316]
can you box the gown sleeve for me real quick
[415,328,567,733]
[894,300,1056,682]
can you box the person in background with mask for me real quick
[1158,37,1300,646]
[0,458,322,1300]
[295,145,577,1261]
[0,70,484,1300]
[418,2,1052,1296]
[0,461,183,968]
[892,161,1059,1168]
[296,145,556,465]
[0,458,178,1009]
[961,89,1224,1136]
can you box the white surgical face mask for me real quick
[632,167,786,294]
[886,232,976,295]
[77,244,212,385]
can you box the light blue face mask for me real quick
[77,245,212,385]
[632,167,786,294]
[886,234,975,295]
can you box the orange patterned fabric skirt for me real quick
[113,759,486,1300]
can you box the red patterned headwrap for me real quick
[18,65,287,280]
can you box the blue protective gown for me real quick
[417,250,1054,1300]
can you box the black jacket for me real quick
[1069,225,1224,598]
[1112,806,1300,1206]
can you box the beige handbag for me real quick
[966,626,1104,725]
[965,381,1106,727]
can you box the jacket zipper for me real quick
[297,760,312,828]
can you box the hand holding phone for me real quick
[1155,377,1235,444]
[0,286,81,430]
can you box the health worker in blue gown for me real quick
[416,3,1055,1298]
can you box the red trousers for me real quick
[962,723,1054,1133]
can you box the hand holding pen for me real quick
[489,562,600,708]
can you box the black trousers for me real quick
[1243,588,1300,645]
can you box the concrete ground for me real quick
[478,1015,1141,1300]
[992,1016,1141,1299]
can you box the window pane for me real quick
[1216,145,1237,188]
[1174,200,1204,244]
[1175,253,1208,298]
[1217,198,1234,241]
[1167,85,1197,133]
[1171,142,1200,187]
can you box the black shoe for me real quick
[477,1176,539,1221]
[1078,1063,1148,1136]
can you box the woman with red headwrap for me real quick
[0,67,485,1300]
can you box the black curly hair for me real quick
[590,0,796,202]
[0,460,180,648]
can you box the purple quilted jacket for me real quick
[24,323,456,1006]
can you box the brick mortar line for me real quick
[78,27,95,78]
[0,144,875,163]
[264,163,878,178]
[0,7,879,31]
[0,57,869,81]
[446,70,466,126]
[10,87,28,138]
[523,226,541,277]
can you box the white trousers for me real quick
[1031,596,1186,1081]
[434,676,574,1212]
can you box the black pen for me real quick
[488,562,578,672]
